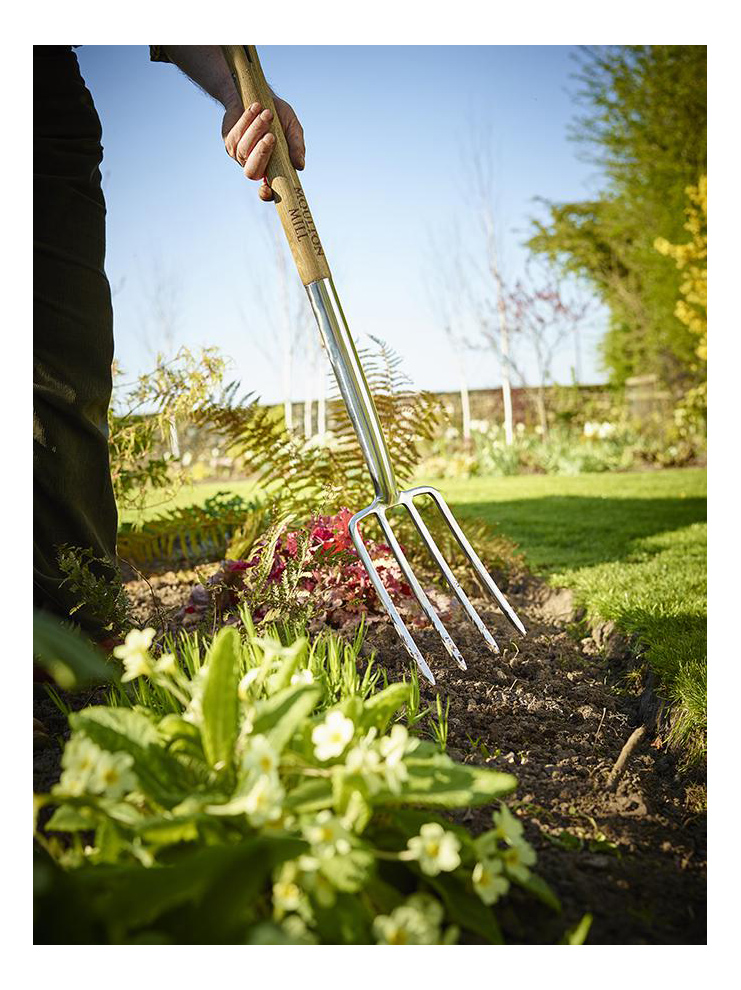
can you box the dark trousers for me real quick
[33,46,118,634]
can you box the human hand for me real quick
[222,94,305,201]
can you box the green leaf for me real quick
[135,817,200,846]
[201,627,241,771]
[70,707,194,809]
[383,749,517,808]
[516,871,562,913]
[45,805,92,833]
[265,638,308,693]
[561,913,593,945]
[319,847,375,893]
[359,682,409,734]
[283,777,333,814]
[76,834,306,939]
[33,609,118,689]
[252,684,322,754]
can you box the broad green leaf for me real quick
[252,684,322,754]
[319,846,375,893]
[201,627,241,771]
[359,682,409,733]
[45,805,92,833]
[77,834,306,937]
[136,817,200,846]
[71,707,194,808]
[383,750,516,808]
[312,891,372,944]
[33,609,118,689]
[283,777,333,814]
[516,871,561,913]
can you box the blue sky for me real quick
[75,45,607,404]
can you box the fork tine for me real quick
[402,496,500,654]
[375,509,468,672]
[409,486,527,637]
[348,508,436,685]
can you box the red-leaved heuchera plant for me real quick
[179,508,451,635]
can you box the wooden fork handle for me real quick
[221,45,331,286]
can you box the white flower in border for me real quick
[88,750,137,800]
[381,758,408,795]
[290,668,314,686]
[379,724,415,764]
[154,653,177,676]
[492,804,525,846]
[242,773,285,827]
[406,822,461,876]
[273,878,302,914]
[345,731,382,787]
[311,711,354,761]
[472,858,510,905]
[373,903,438,945]
[241,734,280,779]
[114,628,156,681]
[57,735,102,796]
[405,892,444,927]
[303,810,352,856]
[500,841,537,882]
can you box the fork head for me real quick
[347,485,527,685]
[305,276,526,684]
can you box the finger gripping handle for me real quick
[221,45,330,286]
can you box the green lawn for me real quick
[122,468,707,761]
[420,469,707,763]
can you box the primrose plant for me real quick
[38,623,559,944]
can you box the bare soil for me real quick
[35,566,706,945]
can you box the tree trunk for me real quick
[497,292,514,446]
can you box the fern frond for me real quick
[117,493,268,568]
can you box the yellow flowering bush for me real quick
[655,175,707,363]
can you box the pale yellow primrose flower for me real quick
[500,841,537,882]
[379,723,417,793]
[373,902,439,945]
[406,823,461,876]
[242,773,285,827]
[303,810,352,856]
[379,724,417,763]
[57,736,102,796]
[311,711,355,761]
[211,772,285,824]
[273,878,302,914]
[89,750,137,800]
[241,735,280,779]
[114,628,156,681]
[345,732,383,789]
[472,858,510,905]
[492,804,525,845]
[154,653,177,676]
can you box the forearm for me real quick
[160,46,240,109]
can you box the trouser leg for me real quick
[33,46,119,635]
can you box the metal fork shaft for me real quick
[307,278,398,504]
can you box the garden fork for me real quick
[222,46,526,684]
